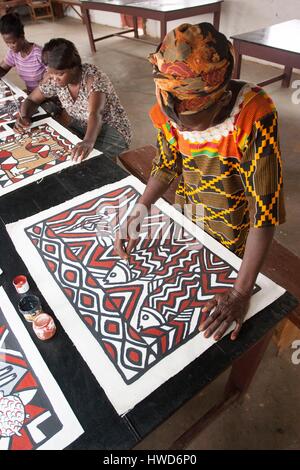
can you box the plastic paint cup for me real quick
[18,294,42,322]
[32,313,56,340]
[13,275,30,294]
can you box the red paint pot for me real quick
[13,275,29,294]
[32,313,56,340]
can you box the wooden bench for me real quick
[81,0,223,53]
[231,19,300,88]
[119,144,300,354]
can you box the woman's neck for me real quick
[69,67,82,86]
[20,40,33,57]
[213,80,246,125]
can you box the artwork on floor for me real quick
[6,176,285,415]
[0,287,83,449]
[0,117,101,196]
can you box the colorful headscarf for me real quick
[148,23,234,120]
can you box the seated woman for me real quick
[15,38,132,161]
[0,13,45,93]
[115,23,285,341]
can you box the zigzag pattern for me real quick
[26,185,245,384]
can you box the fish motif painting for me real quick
[6,177,285,414]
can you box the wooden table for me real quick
[52,0,84,22]
[80,0,223,53]
[231,19,300,88]
[117,145,299,448]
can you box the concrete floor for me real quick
[2,17,300,450]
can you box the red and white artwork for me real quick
[6,176,285,415]
[0,80,18,100]
[0,124,9,134]
[0,95,45,132]
[0,118,100,196]
[0,287,83,449]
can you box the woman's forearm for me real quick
[139,176,171,209]
[0,67,7,78]
[0,61,10,78]
[84,111,103,145]
[20,98,39,118]
[234,226,275,296]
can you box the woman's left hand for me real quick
[199,288,250,341]
[72,140,94,163]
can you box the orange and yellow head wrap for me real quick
[148,22,234,119]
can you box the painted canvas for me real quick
[0,124,9,134]
[0,287,83,449]
[6,176,285,414]
[0,117,100,196]
[0,81,16,100]
[0,95,45,130]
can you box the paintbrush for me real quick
[124,256,131,270]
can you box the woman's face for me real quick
[46,67,75,87]
[2,33,24,53]
[156,84,232,132]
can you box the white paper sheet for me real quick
[6,175,285,415]
[0,117,101,196]
[0,286,83,449]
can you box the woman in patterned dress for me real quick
[15,38,132,161]
[115,23,285,341]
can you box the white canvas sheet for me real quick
[0,286,83,449]
[6,175,285,415]
[0,117,101,196]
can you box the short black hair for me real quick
[0,13,24,38]
[42,38,81,70]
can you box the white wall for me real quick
[147,0,299,37]
[67,0,299,38]
[66,8,122,28]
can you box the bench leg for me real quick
[169,332,272,450]
[273,318,300,355]
[282,65,293,88]
[133,16,139,38]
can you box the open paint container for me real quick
[18,294,42,322]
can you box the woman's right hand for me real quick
[114,210,145,260]
[114,178,169,260]
[14,115,31,134]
